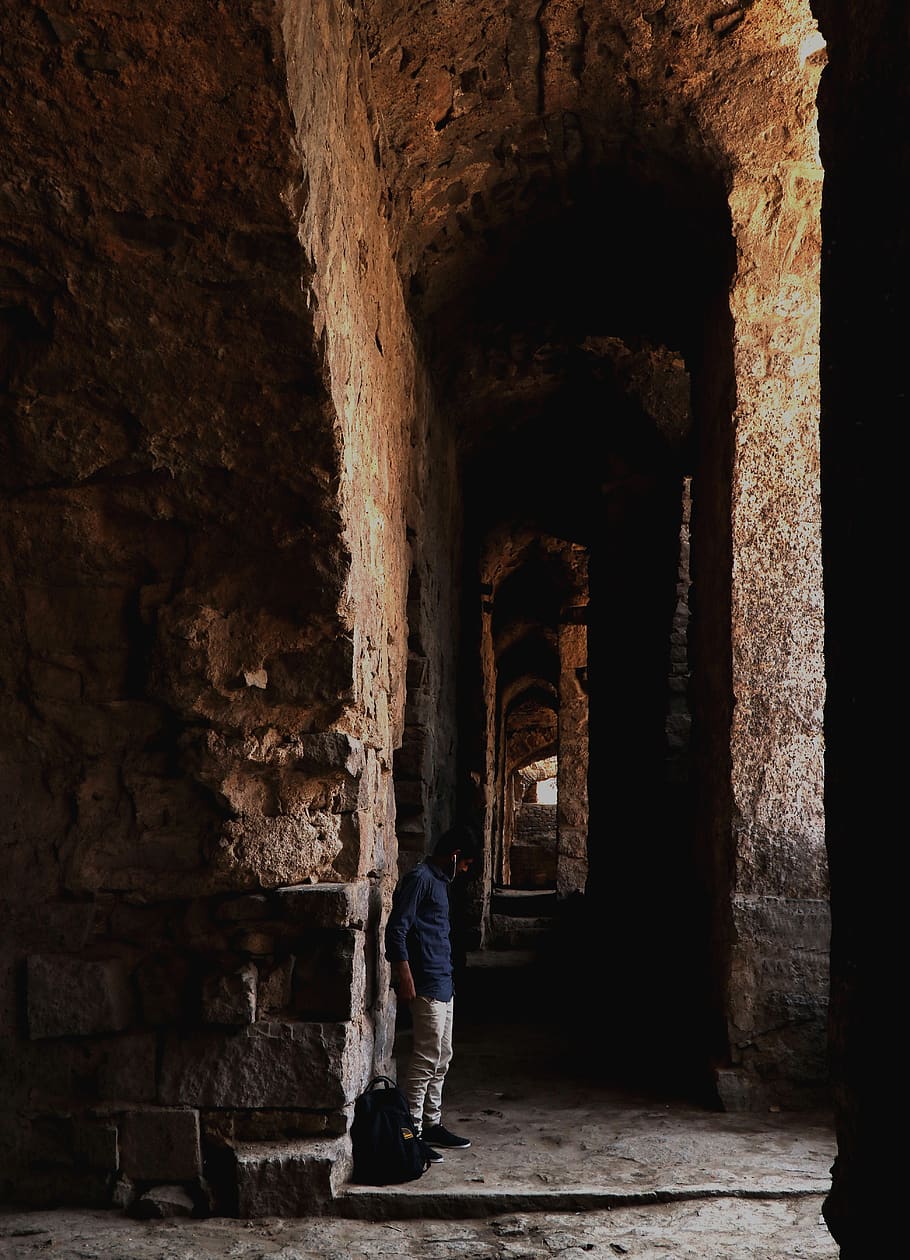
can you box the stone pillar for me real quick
[556,611,588,898]
[717,163,829,1109]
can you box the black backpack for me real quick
[350,1075,434,1185]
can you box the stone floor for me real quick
[0,950,841,1258]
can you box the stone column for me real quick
[556,611,588,898]
[717,163,829,1108]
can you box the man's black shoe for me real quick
[421,1123,471,1149]
[422,1142,444,1163]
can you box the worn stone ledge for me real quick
[272,881,369,928]
[232,1136,352,1216]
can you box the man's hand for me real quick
[394,960,416,1002]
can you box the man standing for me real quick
[384,823,478,1156]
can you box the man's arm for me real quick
[392,959,416,1002]
[385,869,422,1002]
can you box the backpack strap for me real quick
[365,1075,397,1092]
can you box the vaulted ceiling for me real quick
[361,0,816,752]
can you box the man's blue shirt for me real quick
[384,859,454,1001]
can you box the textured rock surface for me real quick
[232,1137,352,1217]
[0,0,859,1231]
[158,1020,367,1111]
[0,1200,839,1258]
[118,1109,201,1182]
[26,957,132,1039]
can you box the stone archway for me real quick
[1,0,835,1219]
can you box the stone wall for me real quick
[279,0,461,876]
[511,803,558,889]
[0,0,461,1212]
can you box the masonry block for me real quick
[297,733,365,774]
[24,901,97,951]
[119,1108,202,1181]
[291,929,365,1020]
[214,894,271,922]
[95,1032,158,1102]
[202,963,258,1026]
[27,955,132,1038]
[274,881,369,929]
[135,955,190,1026]
[159,1019,369,1110]
[74,1121,119,1172]
[258,958,295,1015]
[232,1137,351,1216]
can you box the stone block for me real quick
[230,930,275,957]
[74,1121,119,1171]
[556,826,587,858]
[131,1184,195,1218]
[258,957,295,1014]
[26,1115,74,1166]
[333,810,378,880]
[290,929,364,1021]
[214,894,270,921]
[714,1067,756,1112]
[96,1033,158,1102]
[274,881,369,929]
[25,901,97,951]
[218,811,343,889]
[297,733,365,775]
[119,1108,201,1181]
[159,1019,367,1110]
[232,1137,351,1216]
[27,955,132,1038]
[109,902,170,943]
[393,779,423,809]
[202,963,257,1026]
[136,955,190,1026]
[180,900,229,951]
[0,954,15,1039]
[395,723,430,779]
[201,1107,345,1143]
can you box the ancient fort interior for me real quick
[0,2,895,1255]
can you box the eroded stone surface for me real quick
[233,1137,352,1217]
[119,1109,201,1182]
[0,0,843,1223]
[159,1020,368,1111]
[27,956,132,1039]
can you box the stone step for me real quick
[230,1136,352,1216]
[491,888,558,917]
[486,914,557,950]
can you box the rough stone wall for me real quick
[278,0,461,878]
[1,0,349,906]
[0,0,462,1212]
[556,618,588,898]
[719,22,829,1109]
[511,803,557,889]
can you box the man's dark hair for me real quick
[433,821,480,862]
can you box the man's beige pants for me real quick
[405,995,454,1132]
